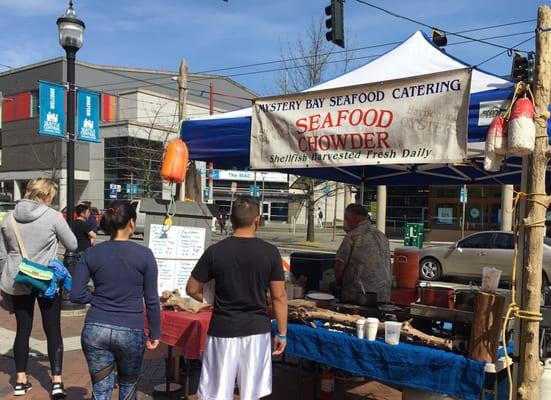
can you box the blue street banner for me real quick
[39,81,65,138]
[77,89,100,142]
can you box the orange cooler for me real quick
[393,246,420,289]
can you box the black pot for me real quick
[455,290,478,311]
[356,291,378,307]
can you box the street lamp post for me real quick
[57,1,84,302]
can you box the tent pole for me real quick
[376,185,387,234]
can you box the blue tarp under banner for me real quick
[273,322,486,400]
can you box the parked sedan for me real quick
[419,231,551,289]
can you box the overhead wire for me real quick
[354,0,533,53]
[475,35,536,67]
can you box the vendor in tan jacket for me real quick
[335,203,392,303]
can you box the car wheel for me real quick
[420,257,442,281]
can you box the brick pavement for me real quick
[0,306,401,400]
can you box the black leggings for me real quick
[11,292,63,375]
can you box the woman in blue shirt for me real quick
[71,200,160,400]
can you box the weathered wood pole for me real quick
[518,5,551,399]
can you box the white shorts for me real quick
[197,333,272,400]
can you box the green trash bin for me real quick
[403,223,424,248]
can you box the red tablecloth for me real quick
[154,310,212,359]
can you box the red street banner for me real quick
[250,68,472,169]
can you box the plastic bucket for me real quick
[393,246,420,289]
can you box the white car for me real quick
[419,231,551,292]
[130,200,145,235]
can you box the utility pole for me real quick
[517,5,551,399]
[332,183,338,241]
[176,59,188,201]
[207,82,214,204]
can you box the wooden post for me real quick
[468,292,505,363]
[518,6,551,399]
[176,59,188,201]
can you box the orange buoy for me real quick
[161,139,189,183]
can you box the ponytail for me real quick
[100,200,137,236]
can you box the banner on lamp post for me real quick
[39,81,65,138]
[250,68,471,169]
[76,89,100,143]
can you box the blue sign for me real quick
[212,169,220,179]
[108,184,118,199]
[77,89,100,143]
[460,187,468,204]
[125,183,139,194]
[249,185,261,197]
[39,81,65,138]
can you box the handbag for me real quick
[9,215,54,292]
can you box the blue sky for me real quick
[0,0,543,96]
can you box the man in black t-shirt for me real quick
[187,195,287,400]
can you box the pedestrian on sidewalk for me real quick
[73,203,96,254]
[187,195,288,400]
[70,200,160,400]
[217,208,228,235]
[0,178,78,398]
[317,207,324,228]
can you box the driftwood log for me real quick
[160,289,212,313]
[288,300,454,351]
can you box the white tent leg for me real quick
[501,184,514,232]
[376,185,387,234]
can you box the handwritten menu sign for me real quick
[148,224,206,295]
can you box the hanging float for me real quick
[161,138,189,183]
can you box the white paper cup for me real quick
[286,285,294,300]
[365,317,379,341]
[384,321,402,345]
[482,267,502,292]
[356,319,366,339]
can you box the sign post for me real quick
[460,185,467,238]
[229,182,237,214]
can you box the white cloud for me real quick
[0,41,56,69]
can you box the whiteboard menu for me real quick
[148,224,206,295]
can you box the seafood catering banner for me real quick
[250,68,472,169]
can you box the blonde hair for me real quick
[24,178,58,204]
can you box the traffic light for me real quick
[510,51,534,83]
[526,52,535,84]
[431,29,447,48]
[325,0,344,48]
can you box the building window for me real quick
[14,92,31,120]
[101,94,118,122]
[433,204,456,226]
[104,136,163,202]
[2,96,15,123]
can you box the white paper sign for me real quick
[149,224,206,295]
[250,69,471,169]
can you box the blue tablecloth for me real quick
[275,322,486,400]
